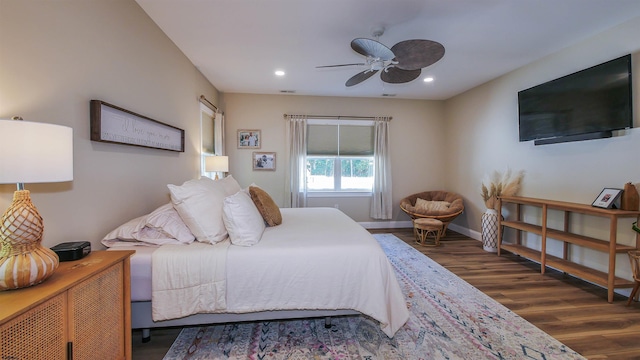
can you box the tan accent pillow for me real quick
[248,186,282,226]
[415,198,451,212]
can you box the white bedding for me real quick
[151,240,230,321]
[122,207,409,337]
[224,207,409,337]
[128,246,155,301]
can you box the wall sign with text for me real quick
[90,100,185,152]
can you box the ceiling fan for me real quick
[317,28,445,87]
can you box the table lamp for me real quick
[0,118,73,290]
[205,155,229,180]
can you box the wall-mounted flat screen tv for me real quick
[518,54,632,145]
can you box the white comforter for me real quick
[151,240,230,321]
[151,207,409,337]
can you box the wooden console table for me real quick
[497,196,640,303]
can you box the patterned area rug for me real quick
[163,234,585,359]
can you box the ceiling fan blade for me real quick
[346,70,379,87]
[351,38,395,60]
[391,39,445,71]
[380,67,421,84]
[316,63,366,68]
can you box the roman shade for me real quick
[307,124,374,156]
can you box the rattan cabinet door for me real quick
[0,292,67,359]
[68,263,125,360]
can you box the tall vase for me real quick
[481,208,500,253]
[621,182,639,211]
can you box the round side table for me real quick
[413,218,444,246]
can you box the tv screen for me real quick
[518,54,632,144]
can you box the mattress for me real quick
[108,245,155,302]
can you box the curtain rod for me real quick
[199,95,218,112]
[283,114,392,121]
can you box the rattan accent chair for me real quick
[627,250,640,306]
[400,191,464,235]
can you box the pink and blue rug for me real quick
[163,233,585,359]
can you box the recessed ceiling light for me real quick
[423,77,434,83]
[275,70,285,76]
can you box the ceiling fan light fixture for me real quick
[423,77,434,83]
[274,70,285,76]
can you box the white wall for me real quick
[221,93,447,223]
[0,0,220,250]
[445,16,640,277]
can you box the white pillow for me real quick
[102,215,147,246]
[145,203,195,244]
[101,203,195,247]
[216,175,242,196]
[168,177,228,244]
[222,191,265,246]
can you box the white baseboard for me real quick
[447,223,481,241]
[358,220,482,241]
[360,221,482,243]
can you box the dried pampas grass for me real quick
[481,168,524,210]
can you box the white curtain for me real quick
[285,115,307,208]
[370,117,392,219]
[214,112,224,155]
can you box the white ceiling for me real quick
[135,0,640,100]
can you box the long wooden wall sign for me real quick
[90,100,185,152]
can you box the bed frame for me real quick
[132,300,359,342]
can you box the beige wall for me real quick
[3,0,640,278]
[444,16,640,276]
[0,0,220,250]
[221,93,446,223]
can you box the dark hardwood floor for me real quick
[132,229,640,359]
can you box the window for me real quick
[200,103,215,177]
[306,120,374,193]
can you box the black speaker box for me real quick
[51,241,91,262]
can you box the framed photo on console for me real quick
[592,188,623,209]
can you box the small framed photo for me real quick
[253,152,276,171]
[592,188,623,209]
[237,129,261,149]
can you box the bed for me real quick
[103,176,409,340]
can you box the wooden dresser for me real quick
[0,250,134,360]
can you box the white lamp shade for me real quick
[0,120,74,184]
[205,155,229,173]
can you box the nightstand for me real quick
[0,250,134,360]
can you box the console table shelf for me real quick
[498,196,640,303]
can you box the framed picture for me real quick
[253,152,276,171]
[237,129,261,149]
[90,100,185,152]
[592,188,623,209]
